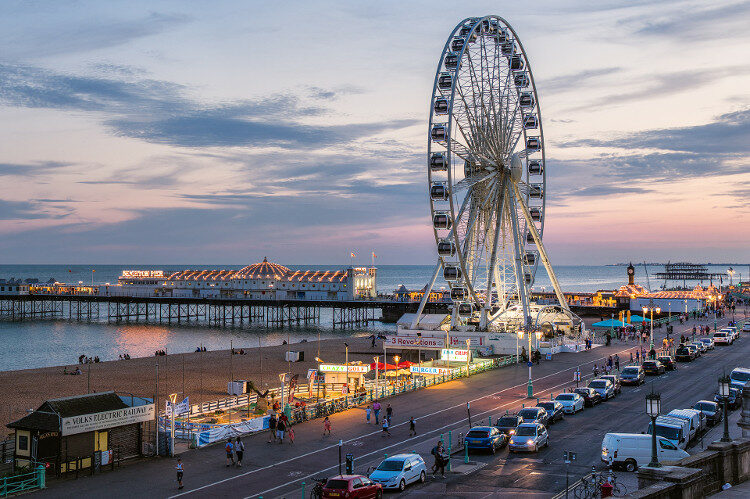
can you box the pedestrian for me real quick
[386,403,393,423]
[636,349,640,363]
[431,441,447,478]
[630,351,633,363]
[268,413,277,443]
[373,400,381,424]
[382,417,391,436]
[175,458,184,489]
[276,416,286,443]
[409,417,416,436]
[288,426,295,444]
[614,354,620,371]
[607,355,613,370]
[225,438,234,467]
[235,437,244,467]
[593,365,599,377]
[366,405,371,424]
[323,416,331,436]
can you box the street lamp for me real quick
[465,338,471,376]
[315,356,324,403]
[373,355,380,391]
[642,304,660,356]
[516,329,523,363]
[719,375,732,442]
[345,343,349,395]
[646,390,661,468]
[394,355,400,389]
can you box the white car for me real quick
[713,331,731,345]
[699,337,715,350]
[743,322,750,333]
[369,453,427,491]
[729,367,750,391]
[555,393,584,414]
[721,327,738,341]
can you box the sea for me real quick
[0,263,744,372]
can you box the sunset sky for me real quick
[1,0,748,265]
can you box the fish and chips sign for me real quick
[62,404,155,436]
[441,349,470,362]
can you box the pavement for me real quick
[34,307,749,498]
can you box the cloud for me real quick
[0,199,73,220]
[566,185,655,197]
[0,161,71,177]
[539,67,621,93]
[629,1,750,40]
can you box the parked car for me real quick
[647,416,689,449]
[508,423,548,452]
[685,344,700,358]
[699,337,715,350]
[368,454,426,492]
[600,374,622,394]
[713,331,732,345]
[690,341,707,354]
[620,365,645,385]
[323,475,383,498]
[588,379,615,400]
[693,400,722,426]
[494,414,524,436]
[602,433,689,472]
[723,327,739,341]
[555,393,584,414]
[729,367,750,391]
[715,388,742,410]
[675,345,696,362]
[642,360,666,376]
[574,387,602,407]
[742,322,750,333]
[517,407,549,426]
[464,426,507,454]
[537,401,564,424]
[657,355,677,371]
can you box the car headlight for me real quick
[509,430,515,435]
[527,439,534,445]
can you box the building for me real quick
[630,285,721,313]
[111,258,377,301]
[0,279,29,295]
[7,392,154,474]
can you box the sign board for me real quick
[319,364,370,374]
[449,336,484,347]
[384,335,445,349]
[307,368,318,379]
[409,365,457,376]
[121,270,164,278]
[61,404,155,436]
[166,397,189,416]
[441,349,470,362]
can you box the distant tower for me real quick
[627,263,635,285]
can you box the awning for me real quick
[370,362,397,370]
[629,315,651,323]
[591,319,626,328]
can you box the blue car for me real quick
[464,426,507,454]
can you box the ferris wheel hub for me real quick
[509,153,523,183]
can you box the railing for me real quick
[0,466,45,497]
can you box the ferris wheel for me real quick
[423,15,570,331]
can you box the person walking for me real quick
[225,438,235,467]
[630,351,634,363]
[323,416,331,436]
[268,413,277,443]
[235,437,244,467]
[431,441,447,478]
[409,417,416,436]
[175,458,184,490]
[288,426,295,444]
[614,354,620,371]
[366,405,371,424]
[276,416,286,443]
[386,403,393,423]
[373,401,381,424]
[635,349,640,363]
[381,417,391,437]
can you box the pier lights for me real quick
[642,305,661,355]
[646,390,661,468]
[719,375,732,442]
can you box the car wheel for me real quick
[491,442,496,454]
[419,471,426,483]
[399,479,406,492]
[625,459,637,472]
[375,491,383,499]
[545,437,549,447]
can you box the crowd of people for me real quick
[78,354,100,364]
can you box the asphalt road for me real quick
[37,308,748,499]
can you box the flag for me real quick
[372,252,376,259]
[350,252,356,258]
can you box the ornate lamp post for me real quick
[719,375,732,442]
[646,390,661,468]
[516,329,523,363]
[642,303,661,357]
[465,338,471,376]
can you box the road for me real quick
[38,308,748,498]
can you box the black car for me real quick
[642,360,665,375]
[573,387,602,407]
[620,365,645,385]
[517,407,549,426]
[675,345,695,362]
[715,388,742,410]
[536,401,564,424]
[494,415,523,437]
[694,400,722,426]
[657,356,677,371]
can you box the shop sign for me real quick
[441,349,470,362]
[409,365,456,376]
[121,270,164,278]
[384,335,445,349]
[318,364,370,374]
[61,404,155,436]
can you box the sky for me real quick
[0,0,748,265]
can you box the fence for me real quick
[0,466,45,497]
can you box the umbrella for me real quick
[591,319,626,328]
[397,360,415,369]
[629,315,651,323]
[370,362,397,370]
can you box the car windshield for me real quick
[622,368,639,375]
[574,389,589,396]
[325,480,350,490]
[731,371,750,382]
[643,362,655,367]
[658,357,671,362]
[589,381,606,388]
[467,430,489,438]
[538,403,554,410]
[376,460,405,471]
[497,417,519,426]
[694,403,715,411]
[518,409,538,418]
[652,425,680,440]
[556,394,574,401]
[515,426,536,436]
[715,332,726,337]
[700,339,711,343]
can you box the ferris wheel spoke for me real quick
[452,171,497,193]
[455,83,501,162]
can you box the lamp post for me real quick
[394,355,400,390]
[345,343,349,395]
[315,356,324,403]
[642,303,660,356]
[646,390,661,468]
[719,375,732,442]
[373,356,380,392]
[465,338,471,376]
[516,329,523,363]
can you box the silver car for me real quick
[699,337,714,350]
[508,423,549,452]
[588,378,615,400]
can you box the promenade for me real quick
[33,307,747,498]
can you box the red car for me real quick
[322,475,383,499]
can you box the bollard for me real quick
[522,403,525,408]
[440,433,444,443]
[464,439,469,463]
[505,409,509,415]
[36,464,46,489]
[536,398,539,404]
[448,431,452,471]
[301,482,305,498]
[488,416,492,426]
[551,393,554,400]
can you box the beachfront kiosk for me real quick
[6,392,154,475]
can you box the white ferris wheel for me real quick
[415,15,574,333]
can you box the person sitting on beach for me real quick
[73,367,82,375]
[63,366,68,375]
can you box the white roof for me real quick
[396,313,449,330]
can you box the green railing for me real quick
[1,466,45,497]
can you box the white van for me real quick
[667,409,705,442]
[647,416,689,449]
[602,433,689,471]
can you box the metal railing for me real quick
[0,466,45,497]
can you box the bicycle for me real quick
[309,477,327,499]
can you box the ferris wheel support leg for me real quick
[480,177,509,330]
[511,183,571,315]
[410,260,443,330]
[508,192,531,328]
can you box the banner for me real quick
[409,365,457,376]
[319,364,370,373]
[166,397,190,416]
[62,404,155,436]
[384,335,445,349]
[441,349,470,362]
